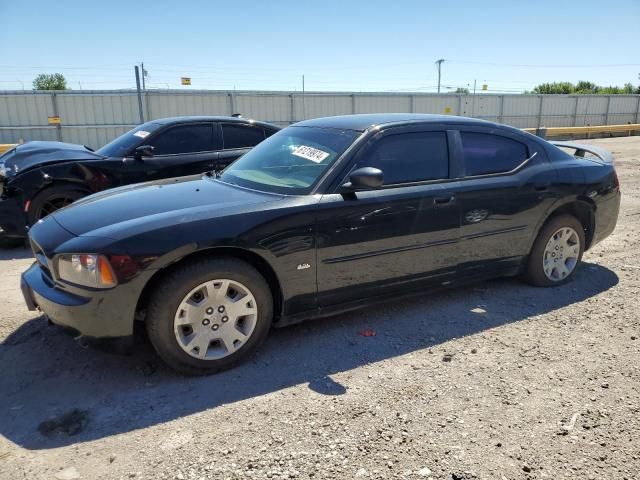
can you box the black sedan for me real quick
[21,114,620,375]
[0,116,279,244]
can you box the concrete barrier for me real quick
[0,144,16,155]
[523,124,640,139]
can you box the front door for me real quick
[315,128,460,307]
[142,122,219,179]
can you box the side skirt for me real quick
[275,264,522,328]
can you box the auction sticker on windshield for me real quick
[292,145,330,163]
[133,130,150,139]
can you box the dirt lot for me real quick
[0,137,638,480]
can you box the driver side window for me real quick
[148,124,214,155]
[357,131,449,185]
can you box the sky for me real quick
[1,0,639,93]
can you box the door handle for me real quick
[433,195,455,206]
[534,184,550,192]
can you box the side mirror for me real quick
[340,167,384,192]
[134,145,154,160]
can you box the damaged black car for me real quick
[0,116,279,245]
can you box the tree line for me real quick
[531,81,639,95]
[28,73,640,95]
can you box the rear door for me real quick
[315,126,460,307]
[142,122,220,178]
[449,128,557,276]
[216,123,268,170]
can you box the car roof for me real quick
[150,116,280,129]
[293,114,498,131]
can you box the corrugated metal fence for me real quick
[1,90,639,148]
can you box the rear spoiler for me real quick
[550,141,614,164]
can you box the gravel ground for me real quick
[0,137,638,480]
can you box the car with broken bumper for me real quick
[21,114,621,375]
[0,116,279,245]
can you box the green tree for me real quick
[532,80,638,95]
[32,73,67,90]
[598,86,623,94]
[454,87,470,94]
[532,82,575,94]
[574,81,598,94]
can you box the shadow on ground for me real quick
[0,262,618,450]
[0,247,32,261]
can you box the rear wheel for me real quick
[146,257,273,375]
[27,185,87,225]
[522,214,585,287]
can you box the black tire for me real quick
[146,256,273,376]
[522,214,585,287]
[27,185,87,225]
[0,237,26,249]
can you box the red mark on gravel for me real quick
[358,329,376,337]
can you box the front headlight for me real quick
[0,161,18,178]
[57,254,117,288]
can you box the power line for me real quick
[450,60,640,68]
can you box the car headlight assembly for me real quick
[0,161,18,178]
[57,254,117,288]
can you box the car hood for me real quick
[1,141,103,174]
[51,175,284,238]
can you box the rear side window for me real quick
[358,131,449,185]
[222,124,266,149]
[461,132,528,176]
[264,127,278,138]
[148,124,213,155]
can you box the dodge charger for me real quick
[21,114,620,375]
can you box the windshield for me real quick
[219,126,359,194]
[96,122,163,157]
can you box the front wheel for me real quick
[522,214,585,287]
[146,257,273,375]
[27,185,87,225]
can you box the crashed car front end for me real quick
[0,141,104,242]
[0,147,28,239]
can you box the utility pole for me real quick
[302,74,305,119]
[134,65,144,123]
[435,59,445,93]
[471,79,477,117]
[141,62,146,90]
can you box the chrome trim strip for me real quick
[323,238,458,264]
[462,225,527,240]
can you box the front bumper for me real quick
[0,193,27,238]
[21,262,145,338]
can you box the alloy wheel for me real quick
[542,227,581,282]
[173,279,258,360]
[36,195,77,219]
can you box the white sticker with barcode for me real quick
[292,145,330,163]
[133,130,150,139]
